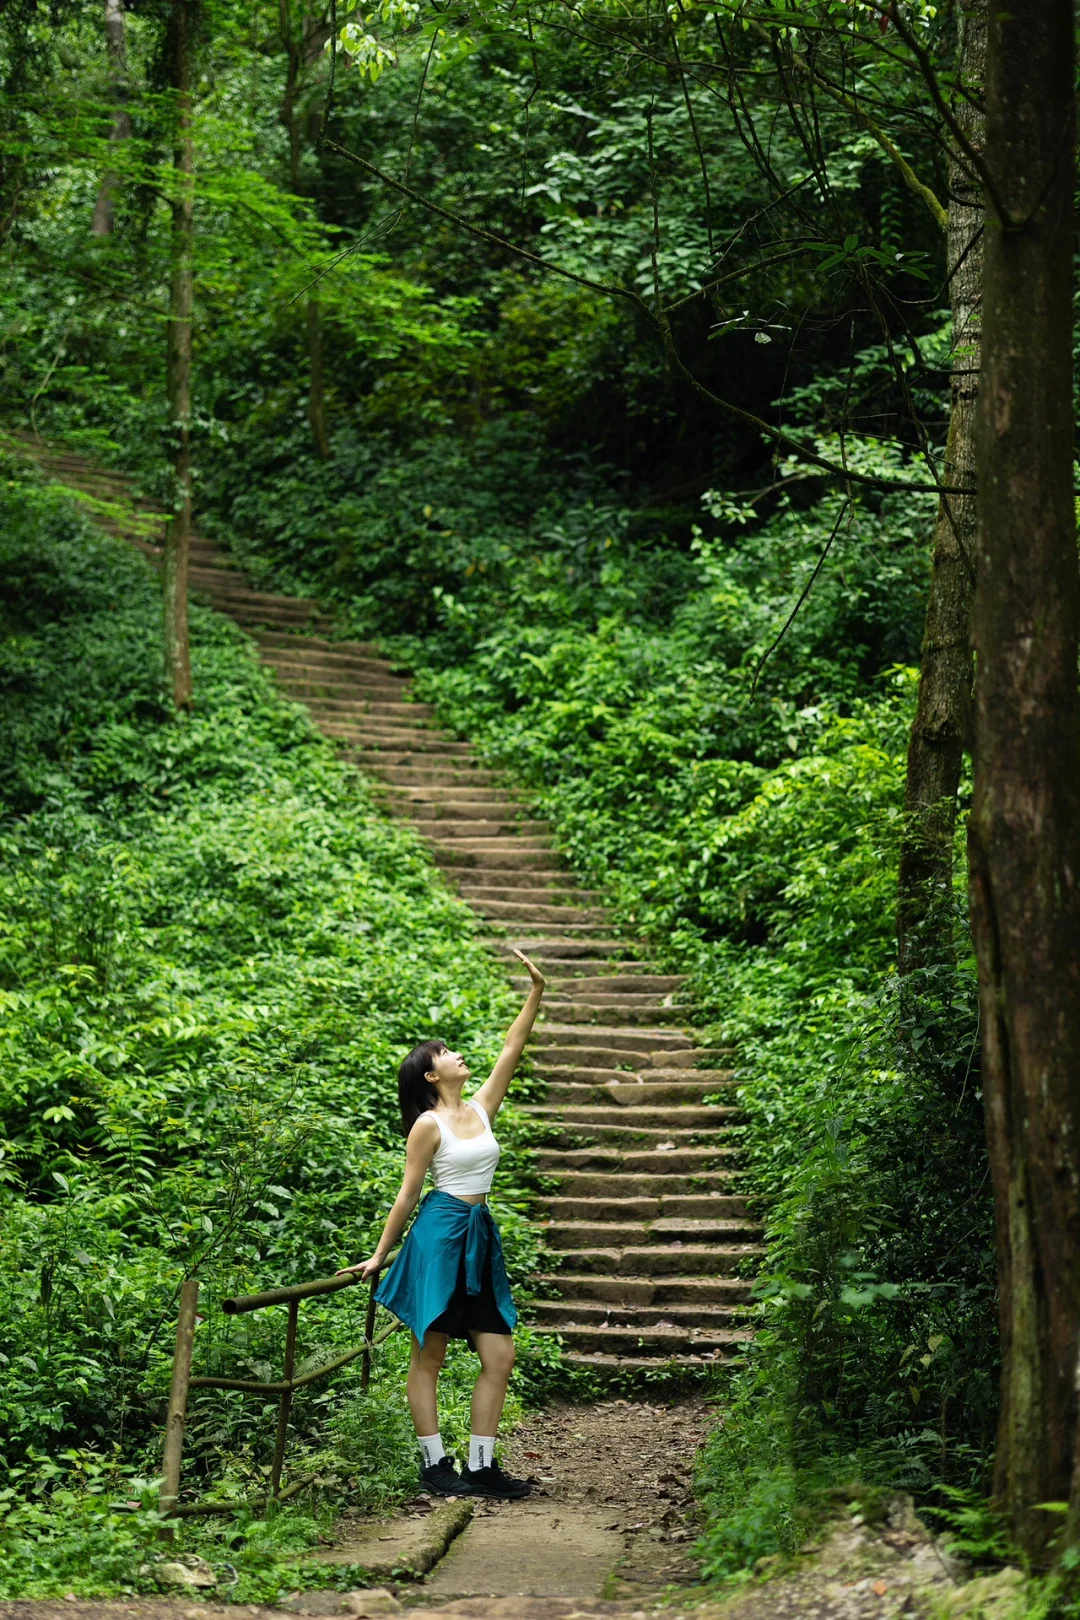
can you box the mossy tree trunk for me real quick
[280,0,331,460]
[91,0,130,237]
[163,0,196,711]
[896,0,984,979]
[968,0,1080,1561]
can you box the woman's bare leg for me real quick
[407,1331,448,1435]
[469,1332,516,1435]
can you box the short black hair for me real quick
[397,1039,447,1134]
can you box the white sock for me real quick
[469,1434,497,1472]
[418,1432,447,1468]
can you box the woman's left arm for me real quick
[473,950,546,1121]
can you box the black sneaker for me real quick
[460,1460,531,1499]
[420,1455,473,1496]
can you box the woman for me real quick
[338,948,546,1500]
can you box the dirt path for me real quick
[0,1404,1010,1620]
[316,1398,709,1604]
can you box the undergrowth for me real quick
[0,454,558,1597]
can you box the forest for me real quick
[2,0,1080,1606]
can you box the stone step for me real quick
[483,939,643,959]
[532,1026,692,1052]
[542,1079,735,1107]
[226,604,335,630]
[275,677,411,702]
[253,631,381,658]
[430,847,562,866]
[530,1273,754,1306]
[382,784,522,806]
[559,1352,731,1374]
[544,1170,739,1196]
[259,648,397,679]
[318,719,442,742]
[417,818,553,839]
[360,763,500,786]
[533,1322,750,1355]
[528,1121,737,1147]
[526,1298,745,1328]
[525,1105,736,1127]
[510,956,655,975]
[514,973,686,994]
[535,1146,739,1172]
[305,697,436,720]
[351,754,489,777]
[550,1244,763,1276]
[530,1045,728,1070]
[342,736,476,757]
[402,803,537,825]
[458,875,591,895]
[531,1064,703,1087]
[531,1046,674,1070]
[192,579,326,611]
[435,849,566,872]
[470,901,608,925]
[540,1001,685,1026]
[542,1217,759,1249]
[188,565,263,588]
[481,921,619,939]
[539,1194,749,1220]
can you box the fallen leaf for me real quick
[873,1582,889,1597]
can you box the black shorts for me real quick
[427,1253,512,1344]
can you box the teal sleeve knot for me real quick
[374,1189,518,1346]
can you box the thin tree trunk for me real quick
[163,0,196,712]
[967,0,1080,1562]
[280,0,331,458]
[91,0,131,237]
[895,0,984,978]
[307,298,330,458]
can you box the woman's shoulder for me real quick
[408,1112,443,1146]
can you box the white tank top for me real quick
[429,1099,501,1197]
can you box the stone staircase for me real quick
[10,437,762,1377]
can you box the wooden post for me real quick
[270,1298,299,1498]
[361,1270,380,1391]
[160,1278,199,1516]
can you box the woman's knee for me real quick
[478,1333,515,1379]
[411,1333,447,1374]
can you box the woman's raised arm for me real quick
[473,950,546,1121]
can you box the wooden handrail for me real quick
[160,1261,398,1519]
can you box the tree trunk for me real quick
[280,0,331,459]
[307,298,330,458]
[895,0,984,978]
[163,0,196,712]
[967,0,1080,1562]
[91,0,131,237]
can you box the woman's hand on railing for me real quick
[335,1255,383,1283]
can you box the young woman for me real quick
[338,949,546,1500]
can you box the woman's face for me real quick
[427,1046,471,1089]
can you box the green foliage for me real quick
[0,459,546,1593]
[0,0,1008,1589]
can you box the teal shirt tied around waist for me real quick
[374,1189,518,1346]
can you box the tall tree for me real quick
[966,0,1080,1560]
[279,0,331,458]
[163,0,197,711]
[895,0,984,980]
[91,0,131,237]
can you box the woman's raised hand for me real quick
[336,1255,383,1283]
[513,948,546,989]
